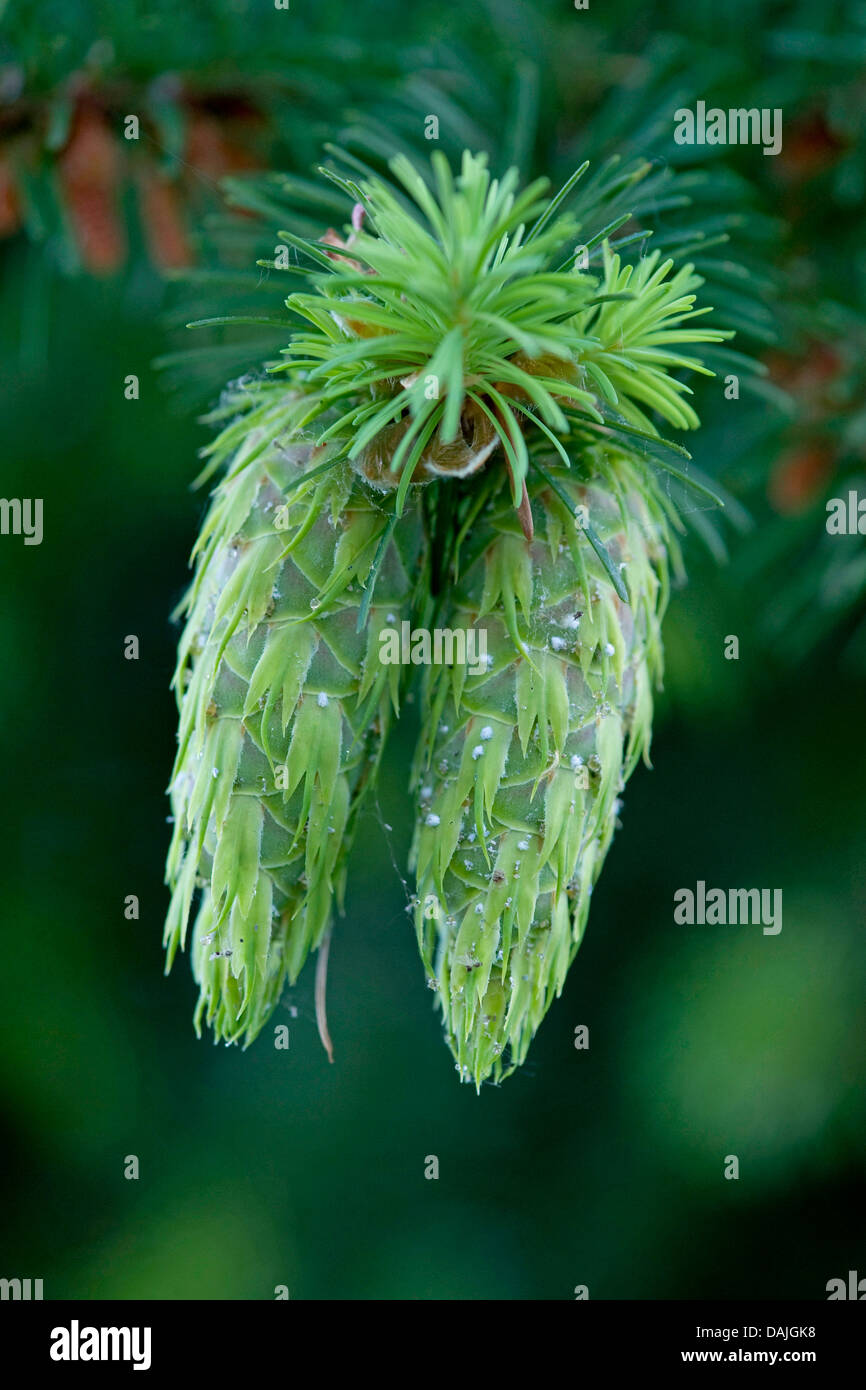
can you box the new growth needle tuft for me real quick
[164,149,740,1085]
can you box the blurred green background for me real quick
[1,0,864,1299]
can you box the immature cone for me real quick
[411,449,675,1086]
[165,387,421,1045]
[162,148,733,1079]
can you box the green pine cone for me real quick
[162,148,737,1083]
[164,384,422,1047]
[411,450,678,1085]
